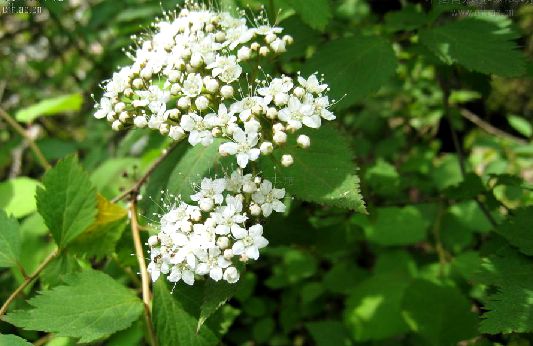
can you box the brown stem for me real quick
[0,107,52,170]
[129,198,157,346]
[111,142,180,203]
[460,108,528,145]
[0,249,59,318]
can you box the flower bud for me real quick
[297,135,311,148]
[134,116,148,128]
[260,141,273,155]
[132,78,144,89]
[168,70,180,82]
[265,33,277,44]
[190,53,203,68]
[266,107,278,119]
[259,46,269,56]
[237,46,251,60]
[274,93,289,106]
[114,102,126,113]
[205,78,219,93]
[250,42,260,51]
[118,111,130,123]
[169,126,185,140]
[250,203,261,216]
[273,131,287,145]
[159,123,170,135]
[195,96,209,110]
[199,198,214,212]
[167,109,181,120]
[177,97,191,109]
[293,87,305,97]
[273,123,285,132]
[148,235,159,247]
[271,39,286,53]
[242,180,257,193]
[223,266,239,283]
[111,120,123,131]
[106,112,116,122]
[283,35,294,45]
[140,67,152,79]
[217,237,230,249]
[223,249,234,260]
[281,154,294,167]
[220,85,234,98]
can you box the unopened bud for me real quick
[281,154,294,167]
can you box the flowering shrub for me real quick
[1,0,533,345]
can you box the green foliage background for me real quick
[1,0,533,345]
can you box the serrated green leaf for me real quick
[36,156,97,247]
[69,195,127,258]
[15,93,83,123]
[0,177,41,218]
[4,270,143,343]
[0,209,21,268]
[477,247,533,334]
[153,280,219,346]
[401,280,477,345]
[0,334,32,346]
[303,35,397,109]
[419,18,525,77]
[198,280,236,333]
[497,207,533,256]
[282,0,331,31]
[259,125,365,212]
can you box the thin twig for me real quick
[0,249,59,318]
[460,108,528,145]
[129,199,157,346]
[112,142,180,203]
[439,79,500,230]
[432,203,449,276]
[0,107,52,170]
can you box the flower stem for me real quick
[0,249,59,318]
[0,107,52,170]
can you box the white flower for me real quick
[232,224,269,260]
[252,180,286,217]
[180,113,214,146]
[278,96,321,129]
[195,248,232,281]
[168,263,195,285]
[213,195,247,235]
[182,73,204,97]
[94,97,113,119]
[218,128,260,168]
[298,74,328,94]
[191,177,226,206]
[206,55,242,83]
[313,96,336,120]
[223,266,240,283]
[230,96,267,121]
[258,77,293,105]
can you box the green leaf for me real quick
[0,209,21,268]
[306,320,352,346]
[36,156,98,247]
[508,115,532,138]
[0,177,41,218]
[153,280,219,346]
[359,206,430,246]
[69,195,128,258]
[497,207,533,256]
[282,0,331,31]
[303,35,397,109]
[198,281,236,333]
[401,280,477,345]
[477,247,533,334]
[419,18,526,77]
[259,125,365,212]
[0,334,32,346]
[15,93,83,123]
[4,270,143,343]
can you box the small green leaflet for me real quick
[0,177,41,218]
[420,17,526,77]
[303,35,397,109]
[153,280,219,346]
[36,156,98,247]
[497,207,533,256]
[282,0,331,31]
[15,93,83,123]
[259,124,365,212]
[198,280,237,332]
[4,270,143,343]
[0,210,21,268]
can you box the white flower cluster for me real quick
[147,169,286,285]
[93,3,336,169]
